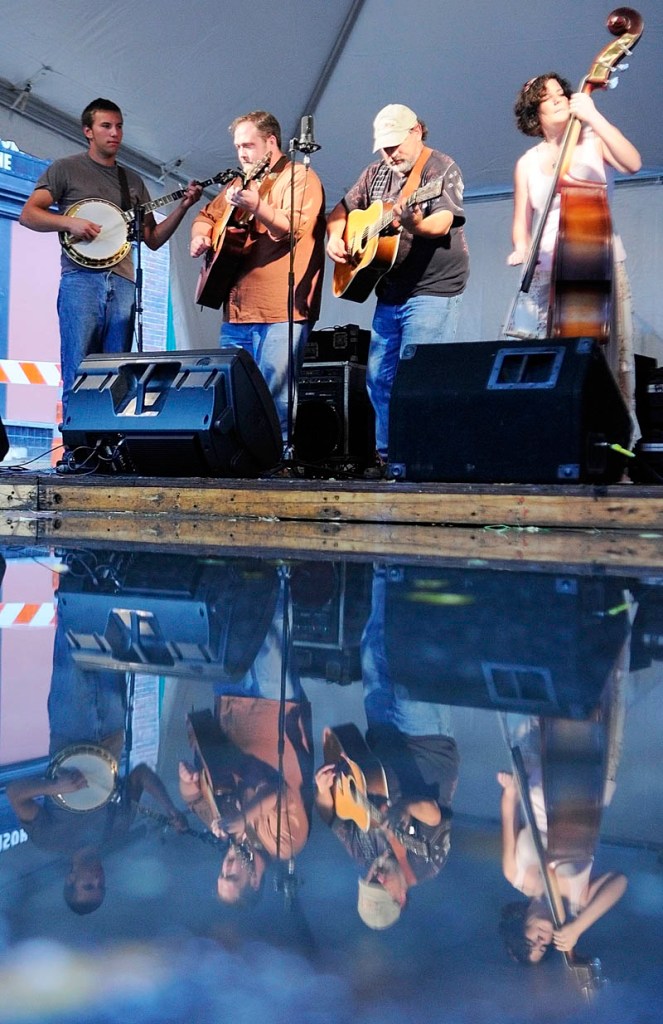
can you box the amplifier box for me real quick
[294,361,375,470]
[304,324,371,364]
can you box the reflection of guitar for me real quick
[323,725,429,857]
[60,169,238,270]
[333,176,446,303]
[195,154,272,309]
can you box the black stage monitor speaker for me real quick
[388,337,631,484]
[294,361,375,470]
[62,348,282,477]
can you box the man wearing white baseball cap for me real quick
[327,103,469,475]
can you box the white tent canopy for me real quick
[1,0,662,350]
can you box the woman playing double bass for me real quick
[507,73,641,420]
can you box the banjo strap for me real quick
[117,165,132,212]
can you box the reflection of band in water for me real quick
[47,744,118,812]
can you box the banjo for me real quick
[47,743,119,812]
[59,168,239,270]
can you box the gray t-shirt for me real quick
[35,152,151,281]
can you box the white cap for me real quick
[373,104,418,151]
[357,878,402,930]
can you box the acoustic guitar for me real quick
[332,176,446,303]
[194,154,272,309]
[322,725,429,857]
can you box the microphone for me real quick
[296,114,321,155]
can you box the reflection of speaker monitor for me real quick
[291,561,372,684]
[384,566,630,717]
[389,338,630,483]
[630,580,663,670]
[58,553,279,680]
[61,348,282,477]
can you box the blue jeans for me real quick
[369,294,462,459]
[48,617,127,755]
[220,321,310,442]
[58,269,135,412]
[361,567,453,738]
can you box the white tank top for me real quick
[524,126,623,270]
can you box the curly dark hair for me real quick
[514,73,572,138]
[499,901,554,965]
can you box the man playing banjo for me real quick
[19,97,202,414]
[6,616,187,915]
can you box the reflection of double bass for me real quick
[518,8,644,343]
[511,739,604,1000]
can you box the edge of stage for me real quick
[0,469,661,574]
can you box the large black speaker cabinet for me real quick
[0,416,8,463]
[388,337,631,483]
[294,361,375,470]
[384,565,630,718]
[61,348,282,477]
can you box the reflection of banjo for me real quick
[47,744,119,812]
[59,168,238,270]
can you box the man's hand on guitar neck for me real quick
[392,201,422,234]
[384,797,442,830]
[225,184,290,242]
[394,202,453,240]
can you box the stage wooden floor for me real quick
[1,469,662,572]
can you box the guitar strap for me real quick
[386,831,418,888]
[259,154,289,200]
[399,146,433,202]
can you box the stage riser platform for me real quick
[2,474,663,531]
[0,473,660,532]
[5,516,657,574]
[0,476,662,574]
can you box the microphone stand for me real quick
[131,200,145,352]
[283,119,320,465]
[274,563,297,905]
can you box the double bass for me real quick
[507,8,644,344]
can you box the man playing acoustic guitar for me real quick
[19,97,202,416]
[326,104,469,476]
[314,566,459,929]
[190,110,326,446]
